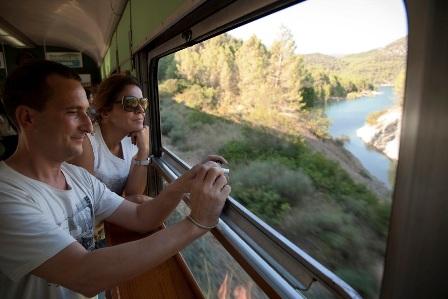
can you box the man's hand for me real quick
[170,155,229,194]
[202,154,228,165]
[188,162,231,228]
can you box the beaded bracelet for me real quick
[187,215,218,230]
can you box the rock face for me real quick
[357,107,401,160]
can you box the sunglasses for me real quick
[115,96,149,112]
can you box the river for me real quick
[324,86,395,189]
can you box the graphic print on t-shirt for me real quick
[67,196,95,251]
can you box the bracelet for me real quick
[187,215,218,230]
[133,157,151,166]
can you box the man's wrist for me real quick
[183,218,208,236]
[163,182,186,198]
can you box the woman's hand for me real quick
[130,125,150,159]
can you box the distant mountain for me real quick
[302,37,407,85]
[302,53,345,72]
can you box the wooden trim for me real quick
[104,222,205,299]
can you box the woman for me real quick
[71,74,150,200]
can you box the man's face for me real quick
[31,75,93,162]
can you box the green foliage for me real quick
[156,29,402,299]
[231,160,315,210]
[236,189,290,225]
[158,54,177,82]
[187,110,215,126]
[336,268,378,299]
[175,84,218,110]
[302,37,406,103]
[161,96,390,298]
[158,78,188,97]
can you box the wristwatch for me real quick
[133,157,151,166]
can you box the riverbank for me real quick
[300,129,391,200]
[357,107,401,160]
[324,86,396,188]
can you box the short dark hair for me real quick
[2,60,81,129]
[94,74,140,122]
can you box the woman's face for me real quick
[104,84,146,133]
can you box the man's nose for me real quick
[81,111,94,134]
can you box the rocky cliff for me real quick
[357,107,401,160]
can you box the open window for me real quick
[148,0,407,298]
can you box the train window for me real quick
[164,182,269,299]
[157,0,407,297]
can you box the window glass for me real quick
[158,1,407,298]
[165,191,269,299]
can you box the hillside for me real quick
[302,37,407,85]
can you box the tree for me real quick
[235,35,269,112]
[268,27,305,112]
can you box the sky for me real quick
[229,0,408,56]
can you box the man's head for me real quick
[2,60,93,161]
[2,60,81,130]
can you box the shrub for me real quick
[158,78,188,97]
[187,110,215,126]
[175,84,218,110]
[231,160,315,206]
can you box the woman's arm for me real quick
[123,126,150,197]
[68,137,95,174]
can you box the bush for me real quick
[158,79,188,96]
[231,160,315,206]
[187,110,215,126]
[175,84,218,110]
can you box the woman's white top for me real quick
[87,123,138,195]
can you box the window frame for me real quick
[140,1,366,297]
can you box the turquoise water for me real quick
[324,86,395,188]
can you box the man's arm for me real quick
[32,163,230,297]
[106,183,185,233]
[31,218,205,297]
[108,158,228,232]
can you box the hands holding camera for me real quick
[172,155,231,231]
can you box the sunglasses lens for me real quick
[139,98,148,111]
[123,96,148,112]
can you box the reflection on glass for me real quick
[165,199,268,299]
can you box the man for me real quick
[0,60,230,298]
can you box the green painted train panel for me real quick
[101,47,112,79]
[131,0,184,50]
[101,0,187,76]
[116,4,131,67]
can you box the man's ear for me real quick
[15,106,38,130]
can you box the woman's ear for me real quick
[101,110,110,121]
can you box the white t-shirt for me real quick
[87,123,138,194]
[0,161,124,299]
